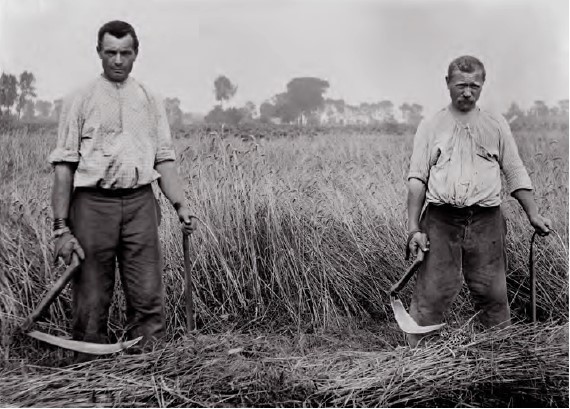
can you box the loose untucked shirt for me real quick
[49,75,176,189]
[408,106,532,207]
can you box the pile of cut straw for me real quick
[309,323,568,407]
[1,323,567,407]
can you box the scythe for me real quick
[22,253,142,354]
[390,251,446,334]
[391,231,546,333]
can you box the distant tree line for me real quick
[1,69,568,133]
[202,75,425,128]
[0,71,63,123]
[504,100,569,131]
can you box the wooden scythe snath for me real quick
[183,233,196,332]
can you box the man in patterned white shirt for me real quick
[406,55,552,347]
[49,20,196,356]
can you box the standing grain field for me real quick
[0,125,567,407]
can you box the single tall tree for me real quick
[285,77,329,124]
[0,73,18,116]
[213,75,238,109]
[16,71,37,119]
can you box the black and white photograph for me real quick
[0,0,568,407]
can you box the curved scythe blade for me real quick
[27,331,143,355]
[390,252,445,334]
[390,297,446,334]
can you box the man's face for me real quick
[446,69,484,112]
[98,33,137,83]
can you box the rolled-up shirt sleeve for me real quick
[407,119,431,184]
[48,94,82,164]
[153,96,176,164]
[498,115,533,194]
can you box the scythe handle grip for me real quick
[22,253,81,332]
[183,233,196,331]
[390,255,423,296]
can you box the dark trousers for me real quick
[69,185,165,347]
[408,203,511,346]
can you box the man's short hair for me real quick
[447,55,486,81]
[97,20,139,53]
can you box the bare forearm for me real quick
[407,178,426,231]
[155,161,186,208]
[51,163,76,220]
[512,188,539,221]
[511,188,552,235]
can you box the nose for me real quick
[463,87,472,98]
[113,53,123,66]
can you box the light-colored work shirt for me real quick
[408,105,532,207]
[48,75,176,189]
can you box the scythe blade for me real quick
[27,331,143,355]
[390,251,445,334]
[390,297,445,334]
[23,253,142,354]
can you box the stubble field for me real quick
[0,125,568,407]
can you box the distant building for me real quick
[317,99,397,125]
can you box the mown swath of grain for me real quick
[0,324,567,407]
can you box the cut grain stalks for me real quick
[0,323,567,407]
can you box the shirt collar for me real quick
[99,74,132,89]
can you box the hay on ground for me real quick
[0,323,567,407]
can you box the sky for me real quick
[0,0,568,116]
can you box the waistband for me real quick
[427,203,500,216]
[74,184,153,198]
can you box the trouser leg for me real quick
[407,205,463,347]
[462,207,511,328]
[117,187,165,348]
[69,190,120,356]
